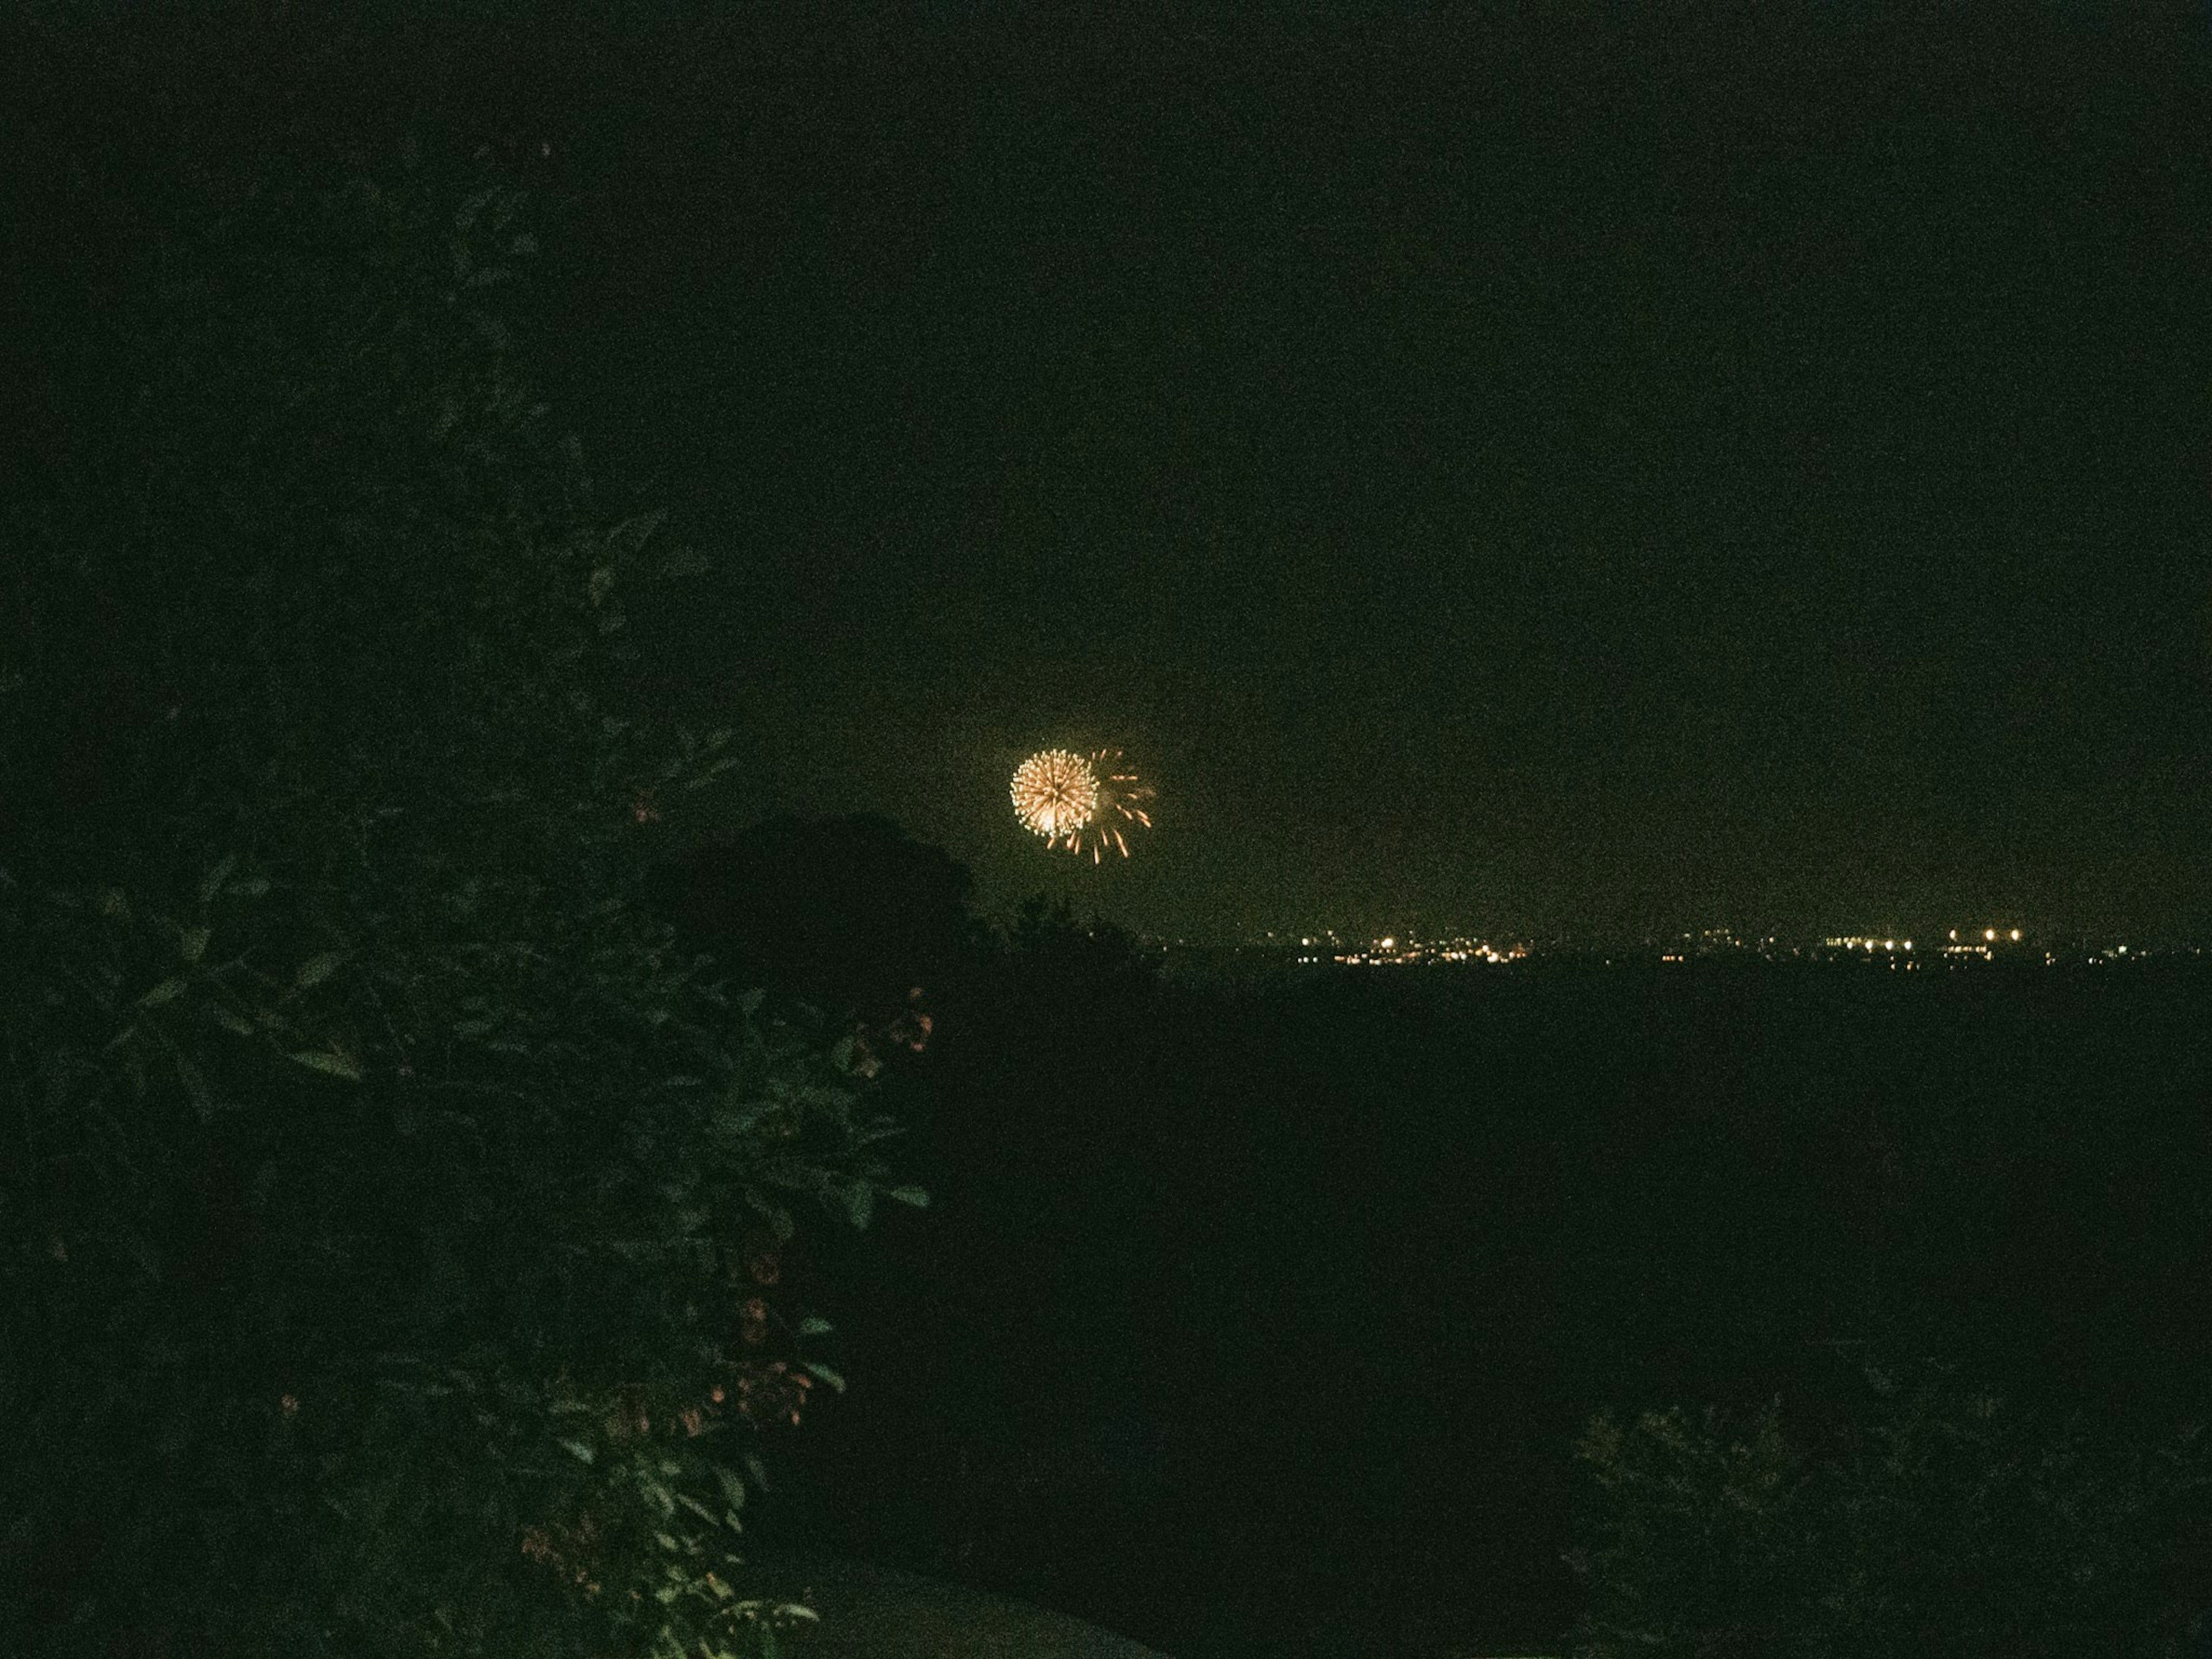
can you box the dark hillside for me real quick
[763,950,2212,1656]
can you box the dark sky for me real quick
[13,3,2212,943]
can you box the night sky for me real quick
[13,2,2211,944]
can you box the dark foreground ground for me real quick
[747,957,2212,1657]
[747,1551,1171,1658]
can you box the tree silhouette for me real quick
[1,138,914,1659]
[652,814,981,1028]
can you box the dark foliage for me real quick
[0,139,920,1657]
[1567,1362,2212,1658]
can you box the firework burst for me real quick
[1010,749,1097,844]
[1010,747,1155,863]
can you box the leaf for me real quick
[714,1464,747,1512]
[681,755,743,790]
[175,1056,212,1120]
[296,952,344,990]
[289,1049,362,1082]
[801,1362,846,1395]
[798,1316,833,1337]
[606,510,667,559]
[209,1003,255,1036]
[744,1452,770,1493]
[198,854,237,906]
[179,925,210,964]
[559,1438,596,1465]
[888,1186,930,1209]
[225,877,271,898]
[844,1182,874,1231]
[138,977,186,1009]
[656,545,710,580]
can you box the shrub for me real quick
[1,138,921,1657]
[1566,1364,2212,1658]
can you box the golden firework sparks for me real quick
[1011,749,1098,844]
[1010,748,1155,862]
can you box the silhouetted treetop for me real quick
[653,815,979,1025]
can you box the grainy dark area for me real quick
[6,5,2210,1656]
[764,948,2212,1655]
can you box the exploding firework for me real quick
[1010,749,1097,844]
[1010,748,1156,862]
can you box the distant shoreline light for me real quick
[1156,928,2188,969]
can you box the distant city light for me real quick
[1214,924,2151,975]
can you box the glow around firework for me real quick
[1009,748,1156,863]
